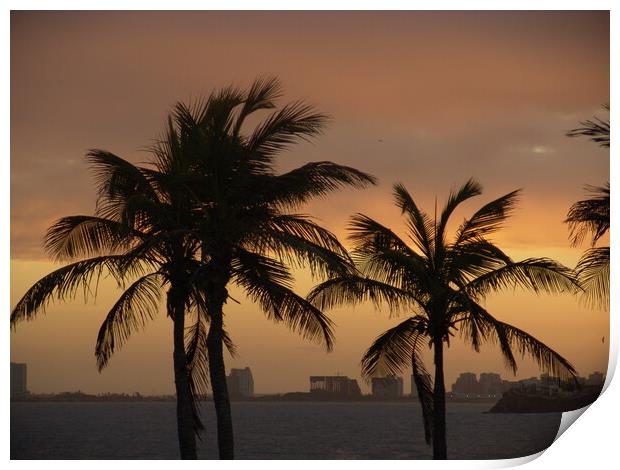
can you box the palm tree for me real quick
[11,148,215,458]
[565,105,610,309]
[11,78,376,459]
[162,78,376,458]
[308,179,579,459]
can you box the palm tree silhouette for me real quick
[11,148,219,458]
[167,78,376,458]
[11,78,376,459]
[565,105,610,309]
[308,179,579,459]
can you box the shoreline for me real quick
[11,392,500,404]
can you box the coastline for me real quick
[11,391,500,404]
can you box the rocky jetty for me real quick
[488,386,603,413]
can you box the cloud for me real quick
[531,145,556,155]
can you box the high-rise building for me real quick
[451,372,479,396]
[479,373,503,396]
[309,376,361,397]
[371,376,404,398]
[518,377,539,394]
[227,367,254,397]
[11,362,27,396]
[539,373,561,396]
[501,379,519,393]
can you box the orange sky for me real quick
[10,11,609,394]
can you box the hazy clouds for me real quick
[11,11,609,394]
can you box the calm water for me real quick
[11,401,561,459]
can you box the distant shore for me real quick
[488,385,603,413]
[11,391,500,404]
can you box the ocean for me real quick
[10,401,561,459]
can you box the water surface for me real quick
[10,401,561,459]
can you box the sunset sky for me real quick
[10,11,609,395]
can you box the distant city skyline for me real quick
[11,360,607,396]
[449,370,606,399]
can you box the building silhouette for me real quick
[452,372,504,398]
[450,370,606,399]
[309,376,361,397]
[11,362,27,396]
[479,373,503,396]
[586,371,605,386]
[371,376,404,398]
[452,372,479,396]
[227,367,254,397]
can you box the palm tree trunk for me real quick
[170,288,198,459]
[432,336,447,459]
[207,285,234,459]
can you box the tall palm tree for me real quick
[308,179,579,459]
[11,78,376,459]
[565,105,610,309]
[11,147,216,458]
[162,78,376,458]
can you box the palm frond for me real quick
[348,214,429,290]
[566,105,610,148]
[86,150,157,215]
[232,249,335,350]
[185,315,209,432]
[565,183,610,247]
[247,101,328,164]
[575,246,609,310]
[360,316,434,445]
[361,316,427,378]
[463,258,579,299]
[256,162,377,207]
[232,77,282,136]
[307,275,424,315]
[95,272,163,370]
[453,189,521,246]
[436,178,482,246]
[150,116,183,175]
[455,308,487,353]
[119,229,199,275]
[183,311,238,435]
[116,192,176,233]
[469,304,578,381]
[348,213,419,258]
[411,333,434,446]
[354,248,429,295]
[444,239,512,286]
[187,286,238,357]
[253,213,356,278]
[477,312,518,373]
[174,87,245,137]
[44,215,139,261]
[392,183,434,259]
[11,256,138,327]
